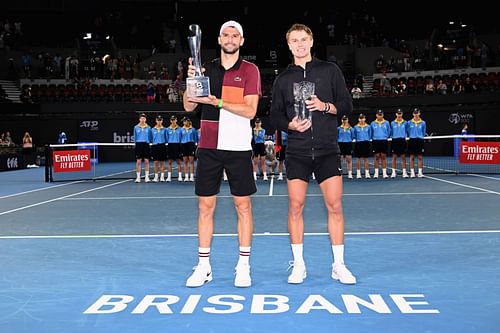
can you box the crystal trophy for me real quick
[293,81,315,121]
[186,24,210,97]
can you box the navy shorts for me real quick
[151,144,167,161]
[195,148,256,197]
[286,153,342,184]
[182,142,196,157]
[167,143,181,160]
[372,139,389,154]
[253,143,266,157]
[339,142,353,156]
[391,138,407,155]
[135,142,150,160]
[408,138,424,155]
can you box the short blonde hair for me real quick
[286,23,313,42]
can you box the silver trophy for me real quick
[293,81,315,121]
[186,24,210,97]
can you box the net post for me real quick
[44,144,52,182]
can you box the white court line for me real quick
[423,174,500,195]
[465,174,500,181]
[0,180,85,199]
[0,179,131,216]
[59,191,489,201]
[268,175,274,196]
[1,229,500,240]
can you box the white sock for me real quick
[332,244,345,266]
[402,168,407,174]
[291,243,304,265]
[238,246,251,266]
[198,247,210,265]
[418,168,423,174]
[136,172,140,178]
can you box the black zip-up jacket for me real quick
[270,58,353,157]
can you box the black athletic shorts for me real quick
[391,138,407,155]
[182,142,196,157]
[167,143,181,160]
[372,139,389,154]
[135,142,150,160]
[286,153,342,184]
[195,148,256,197]
[151,144,167,161]
[253,143,266,157]
[338,142,353,156]
[408,138,424,155]
[354,141,371,158]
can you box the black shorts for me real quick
[354,141,371,158]
[253,143,266,157]
[338,142,353,156]
[276,145,287,161]
[151,144,167,161]
[408,138,424,155]
[182,142,196,157]
[372,140,389,154]
[391,138,407,155]
[195,148,256,197]
[135,142,150,160]
[167,143,181,160]
[286,153,342,184]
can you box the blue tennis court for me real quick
[1,168,499,332]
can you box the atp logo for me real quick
[80,120,99,131]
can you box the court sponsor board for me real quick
[53,149,91,172]
[460,141,500,163]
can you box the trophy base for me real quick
[186,77,210,98]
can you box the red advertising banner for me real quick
[460,142,500,164]
[53,149,92,172]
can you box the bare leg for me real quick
[287,179,308,244]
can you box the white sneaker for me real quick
[160,175,165,182]
[263,174,268,181]
[277,174,283,181]
[144,176,151,183]
[189,174,194,182]
[134,176,141,183]
[184,175,189,182]
[410,170,416,178]
[178,174,183,182]
[365,172,371,179]
[356,171,362,179]
[417,172,424,178]
[166,176,171,182]
[186,264,212,287]
[347,172,353,179]
[402,171,409,178]
[153,174,159,182]
[391,170,397,178]
[331,263,357,284]
[234,263,251,287]
[373,170,379,178]
[287,261,307,284]
[382,170,389,179]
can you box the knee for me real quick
[289,200,304,218]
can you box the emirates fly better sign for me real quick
[53,149,91,172]
[460,142,500,164]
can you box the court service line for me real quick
[268,176,274,196]
[0,180,85,200]
[1,229,500,240]
[424,174,500,195]
[59,191,488,201]
[0,179,131,216]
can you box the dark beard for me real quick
[222,46,239,55]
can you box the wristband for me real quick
[218,99,224,108]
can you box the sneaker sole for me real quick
[186,273,213,288]
[288,272,307,284]
[331,273,356,285]
[234,280,251,288]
